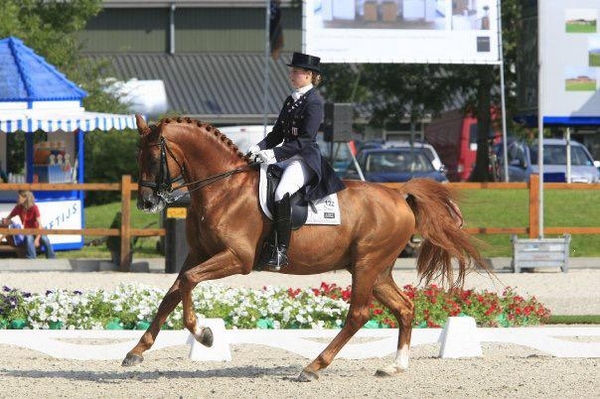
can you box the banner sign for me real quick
[303,0,500,64]
[540,0,600,124]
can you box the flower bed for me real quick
[0,282,551,330]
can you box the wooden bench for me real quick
[0,236,25,258]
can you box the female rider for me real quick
[248,52,345,271]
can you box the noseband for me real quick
[138,136,187,203]
[139,136,259,204]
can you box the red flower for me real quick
[427,320,440,328]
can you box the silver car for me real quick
[499,138,599,183]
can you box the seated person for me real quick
[1,190,55,259]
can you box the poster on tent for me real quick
[303,0,500,64]
[539,0,600,123]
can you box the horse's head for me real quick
[136,115,186,213]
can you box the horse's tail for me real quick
[399,179,489,289]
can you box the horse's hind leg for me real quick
[122,280,183,366]
[297,266,380,382]
[372,275,415,376]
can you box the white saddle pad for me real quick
[258,164,341,225]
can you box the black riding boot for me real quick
[259,193,291,271]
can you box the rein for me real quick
[139,136,259,203]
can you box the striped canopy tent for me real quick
[0,36,136,133]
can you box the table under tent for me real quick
[0,36,136,250]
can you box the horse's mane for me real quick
[153,116,252,164]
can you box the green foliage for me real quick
[396,284,551,328]
[0,282,558,330]
[0,287,31,326]
[84,129,139,205]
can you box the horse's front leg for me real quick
[123,252,205,367]
[122,280,183,366]
[180,249,248,343]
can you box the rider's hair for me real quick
[311,71,322,87]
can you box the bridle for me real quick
[138,136,258,203]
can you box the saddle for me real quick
[264,165,312,230]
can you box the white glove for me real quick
[247,145,260,155]
[256,149,276,164]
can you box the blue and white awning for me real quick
[0,110,137,133]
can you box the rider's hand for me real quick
[247,145,260,155]
[256,149,276,164]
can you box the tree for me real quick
[464,0,524,181]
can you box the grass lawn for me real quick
[566,80,596,91]
[55,199,162,259]
[566,22,596,33]
[460,188,600,257]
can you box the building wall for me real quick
[79,5,302,53]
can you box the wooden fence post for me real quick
[119,175,133,272]
[529,174,539,238]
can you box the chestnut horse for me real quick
[124,115,486,381]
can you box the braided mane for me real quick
[157,116,252,163]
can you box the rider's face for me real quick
[289,67,312,89]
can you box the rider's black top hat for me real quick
[287,52,321,73]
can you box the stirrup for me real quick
[257,243,288,271]
[263,249,288,271]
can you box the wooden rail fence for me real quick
[0,174,598,271]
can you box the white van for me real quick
[217,125,273,153]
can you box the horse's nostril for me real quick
[137,195,155,211]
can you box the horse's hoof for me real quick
[122,353,144,367]
[374,365,406,377]
[296,369,319,382]
[197,327,213,347]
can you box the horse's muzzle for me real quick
[137,191,164,213]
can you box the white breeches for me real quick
[274,158,315,201]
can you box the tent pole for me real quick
[497,0,509,182]
[537,1,544,239]
[263,0,270,137]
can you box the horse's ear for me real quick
[136,114,151,136]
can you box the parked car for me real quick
[356,140,445,172]
[316,136,355,176]
[497,138,599,183]
[344,146,448,183]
